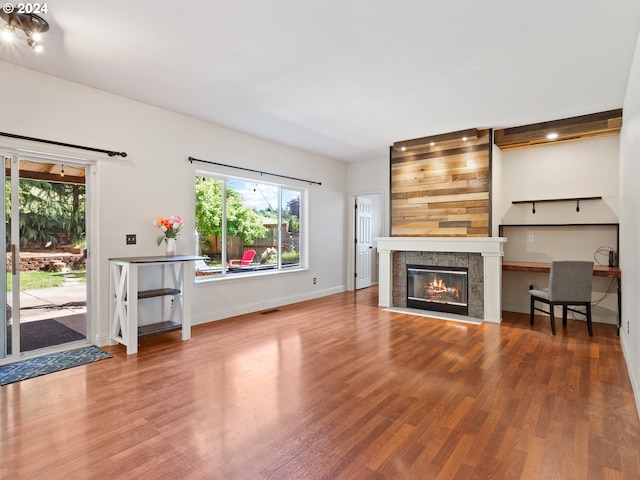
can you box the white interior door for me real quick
[355,196,373,290]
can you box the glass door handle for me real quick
[10,244,17,275]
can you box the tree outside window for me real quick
[6,179,85,247]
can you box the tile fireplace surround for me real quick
[376,237,507,323]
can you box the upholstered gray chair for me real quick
[529,261,594,336]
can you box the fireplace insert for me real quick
[407,264,469,315]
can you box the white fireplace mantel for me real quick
[376,237,507,323]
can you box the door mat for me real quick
[0,345,112,386]
[7,318,86,353]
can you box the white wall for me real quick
[346,157,389,289]
[499,136,620,224]
[347,156,389,226]
[0,61,348,346]
[497,136,620,323]
[620,28,640,415]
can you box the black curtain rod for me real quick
[188,156,322,186]
[0,131,127,158]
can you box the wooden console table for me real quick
[502,261,622,334]
[109,255,202,354]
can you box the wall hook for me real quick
[576,199,580,212]
[532,202,536,214]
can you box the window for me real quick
[194,173,304,278]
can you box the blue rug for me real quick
[0,345,112,386]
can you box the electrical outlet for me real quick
[528,234,535,243]
[313,277,317,284]
[126,234,136,245]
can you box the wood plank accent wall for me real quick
[391,129,491,237]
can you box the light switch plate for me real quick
[126,234,136,245]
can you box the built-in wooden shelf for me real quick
[512,196,602,213]
[512,196,602,205]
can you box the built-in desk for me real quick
[502,261,620,278]
[109,255,202,354]
[502,261,621,333]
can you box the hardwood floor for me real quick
[1,287,638,479]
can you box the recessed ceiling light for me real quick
[400,146,406,151]
[430,142,435,147]
[546,133,559,140]
[462,137,468,141]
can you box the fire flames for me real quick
[424,277,460,301]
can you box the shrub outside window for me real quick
[194,174,303,278]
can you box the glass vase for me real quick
[164,237,176,256]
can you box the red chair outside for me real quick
[228,250,256,267]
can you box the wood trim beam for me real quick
[393,128,479,153]
[4,168,86,185]
[494,109,622,150]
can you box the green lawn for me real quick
[6,270,86,291]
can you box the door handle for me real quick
[11,244,17,275]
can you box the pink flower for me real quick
[154,215,185,246]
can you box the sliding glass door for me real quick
[2,154,89,361]
[0,156,6,359]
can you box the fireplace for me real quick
[376,237,506,323]
[407,264,469,316]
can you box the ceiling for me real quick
[1,1,639,163]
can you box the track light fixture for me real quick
[1,23,15,41]
[0,8,49,52]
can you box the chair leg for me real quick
[530,296,535,326]
[549,304,556,335]
[562,305,568,327]
[586,303,593,336]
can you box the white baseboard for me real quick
[621,335,640,421]
[192,285,346,326]
[94,333,111,347]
